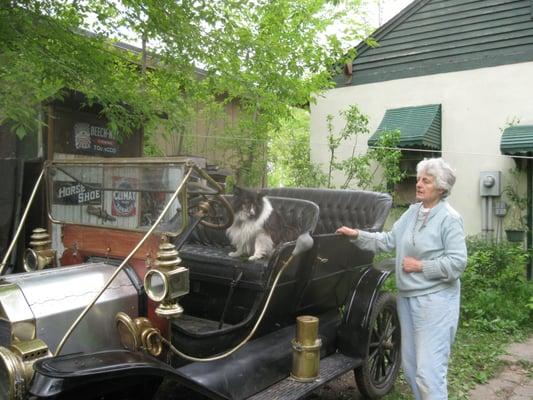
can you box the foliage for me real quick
[268,108,327,188]
[1,0,374,186]
[503,167,528,231]
[325,104,405,192]
[1,1,202,139]
[367,129,405,192]
[461,237,532,333]
[199,0,369,186]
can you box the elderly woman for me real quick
[337,158,467,400]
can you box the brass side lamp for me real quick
[143,241,189,319]
[23,228,56,272]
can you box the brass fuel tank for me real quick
[291,315,321,382]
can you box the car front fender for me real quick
[337,259,394,359]
[29,350,223,400]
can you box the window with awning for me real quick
[367,104,441,149]
[500,125,533,155]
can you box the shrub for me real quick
[461,237,533,334]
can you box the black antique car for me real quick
[0,158,400,400]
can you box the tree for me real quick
[268,107,326,188]
[1,0,372,186]
[325,104,405,192]
[198,0,369,185]
[1,1,210,139]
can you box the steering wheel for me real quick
[187,182,234,230]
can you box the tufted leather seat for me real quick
[179,196,320,288]
[261,188,392,234]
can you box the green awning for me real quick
[500,125,533,155]
[368,104,441,149]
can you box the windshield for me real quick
[47,160,188,235]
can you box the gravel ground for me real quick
[308,372,363,400]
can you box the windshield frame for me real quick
[44,158,220,237]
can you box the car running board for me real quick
[248,352,362,400]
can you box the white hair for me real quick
[416,158,456,198]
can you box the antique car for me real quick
[0,158,400,400]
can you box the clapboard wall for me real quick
[336,0,533,86]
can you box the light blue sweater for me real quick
[353,199,467,298]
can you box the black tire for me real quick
[354,292,401,399]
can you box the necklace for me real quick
[411,204,430,246]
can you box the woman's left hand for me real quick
[402,256,423,273]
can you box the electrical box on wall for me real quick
[479,171,501,196]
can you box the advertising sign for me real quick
[112,176,137,217]
[53,181,102,205]
[73,122,118,156]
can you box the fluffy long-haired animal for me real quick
[227,186,294,260]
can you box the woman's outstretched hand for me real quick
[336,226,359,238]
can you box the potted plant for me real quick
[503,168,528,242]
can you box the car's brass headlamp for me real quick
[144,241,189,319]
[23,228,56,272]
[0,338,51,400]
[115,312,162,357]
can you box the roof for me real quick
[500,125,533,154]
[78,28,207,77]
[367,104,441,149]
[336,0,533,87]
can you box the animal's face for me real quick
[232,187,264,220]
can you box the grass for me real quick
[383,328,532,399]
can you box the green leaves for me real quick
[2,0,375,189]
[268,107,327,188]
[461,237,532,334]
[325,104,404,191]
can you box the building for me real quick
[310,0,533,250]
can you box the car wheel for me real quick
[354,292,401,399]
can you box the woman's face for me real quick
[416,172,443,207]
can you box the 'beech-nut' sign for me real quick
[73,122,118,155]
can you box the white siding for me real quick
[310,61,533,234]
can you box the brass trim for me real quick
[0,339,50,400]
[291,315,321,383]
[23,248,55,272]
[190,165,233,230]
[141,328,162,357]
[0,346,26,400]
[115,313,162,356]
[10,339,49,361]
[144,269,168,302]
[0,284,36,341]
[133,317,152,336]
[0,168,45,275]
[154,301,184,319]
[295,315,319,346]
[45,157,197,165]
[115,312,140,351]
